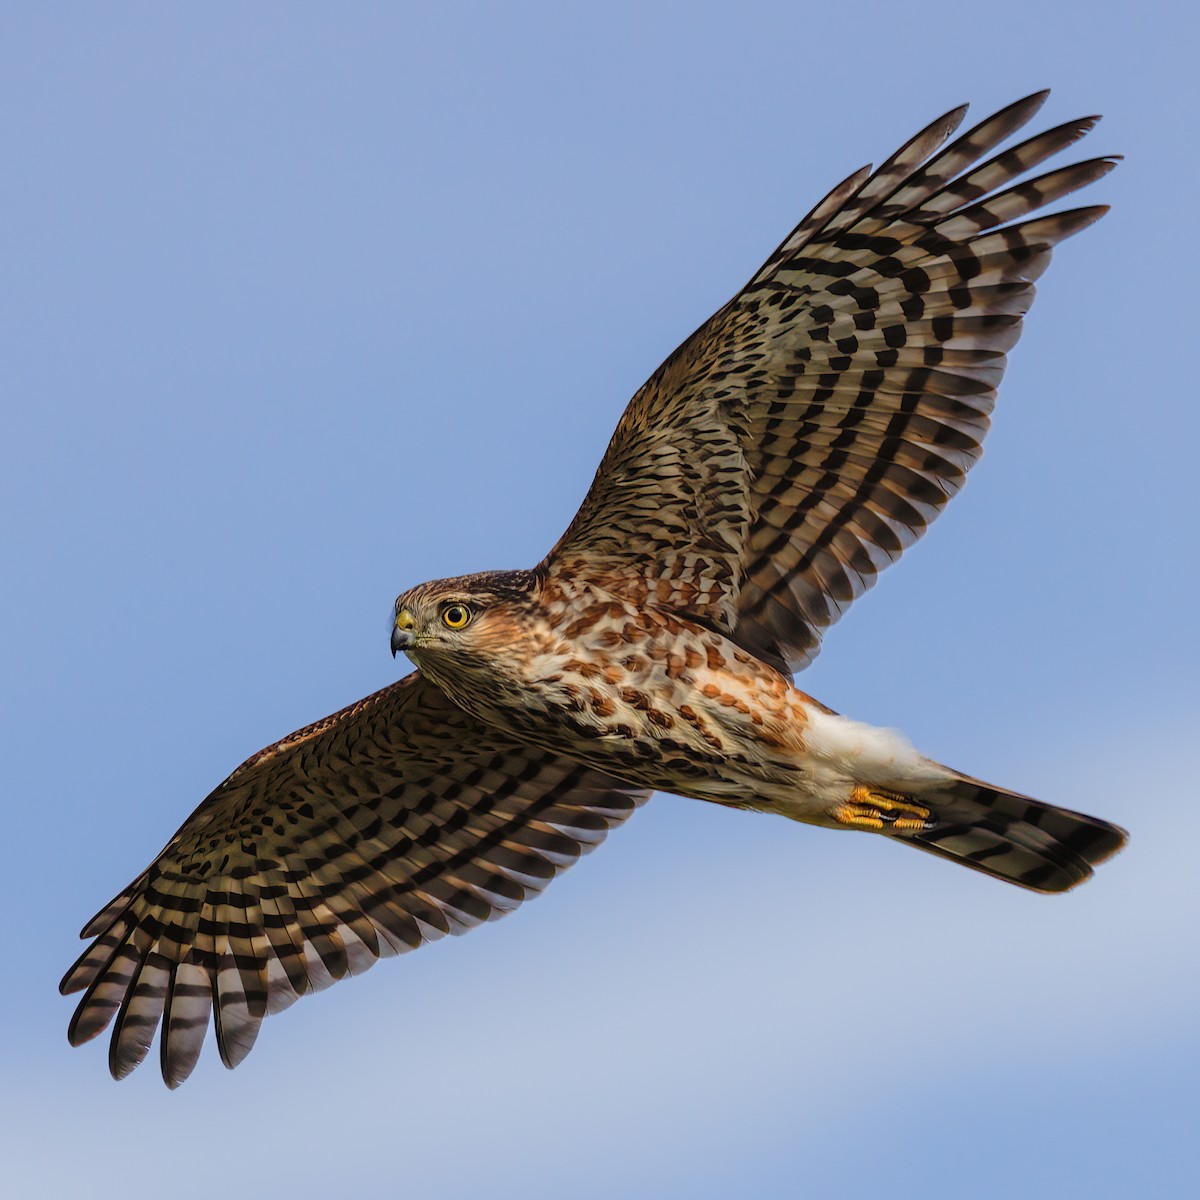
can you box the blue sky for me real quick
[4,4,1197,1197]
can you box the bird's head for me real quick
[390,569,542,679]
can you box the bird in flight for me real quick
[63,91,1127,1086]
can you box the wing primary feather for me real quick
[823,102,969,237]
[160,961,213,1088]
[862,90,1052,223]
[212,949,264,1071]
[109,947,169,1080]
[66,918,138,1047]
[911,115,1102,220]
[932,157,1120,238]
[749,165,873,286]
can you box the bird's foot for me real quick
[833,786,933,832]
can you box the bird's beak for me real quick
[391,609,416,657]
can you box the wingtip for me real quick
[998,89,1050,120]
[66,1000,107,1048]
[1006,88,1051,117]
[940,103,970,138]
[109,1045,138,1083]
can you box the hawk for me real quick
[62,91,1127,1086]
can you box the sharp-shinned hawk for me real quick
[62,91,1127,1086]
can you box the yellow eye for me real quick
[441,603,472,630]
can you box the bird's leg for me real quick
[833,786,933,832]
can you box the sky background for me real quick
[4,3,1197,1197]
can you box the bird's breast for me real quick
[449,598,815,801]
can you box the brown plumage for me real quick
[62,91,1127,1085]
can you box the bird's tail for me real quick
[900,775,1127,893]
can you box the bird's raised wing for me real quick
[544,92,1116,674]
[61,672,648,1086]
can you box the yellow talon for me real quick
[833,786,932,831]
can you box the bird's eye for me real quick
[441,604,472,630]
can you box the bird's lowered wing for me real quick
[544,92,1115,674]
[61,672,648,1086]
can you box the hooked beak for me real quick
[391,609,416,657]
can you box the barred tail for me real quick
[904,776,1127,893]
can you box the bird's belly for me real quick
[425,608,939,815]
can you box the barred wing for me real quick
[545,92,1116,673]
[61,672,648,1086]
